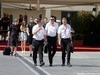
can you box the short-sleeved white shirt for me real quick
[45,22,58,37]
[58,24,71,38]
[32,25,46,40]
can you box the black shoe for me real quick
[49,64,52,66]
[10,52,13,56]
[30,53,32,57]
[67,63,72,67]
[14,53,17,57]
[40,62,45,67]
[62,64,65,66]
[34,63,37,66]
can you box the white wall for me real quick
[3,8,62,25]
[3,8,45,22]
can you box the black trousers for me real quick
[47,36,57,64]
[61,38,71,64]
[90,33,96,47]
[32,39,44,64]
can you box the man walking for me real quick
[32,18,46,67]
[8,19,20,56]
[58,17,72,67]
[45,16,58,66]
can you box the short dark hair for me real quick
[37,18,42,23]
[51,15,55,18]
[62,17,67,21]
[39,14,42,19]
[51,15,57,22]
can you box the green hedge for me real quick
[71,11,100,45]
[71,11,92,40]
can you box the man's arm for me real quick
[58,34,61,45]
[70,33,73,44]
[44,34,46,43]
[8,31,10,39]
[26,27,30,36]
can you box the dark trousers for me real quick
[61,38,71,64]
[47,36,57,64]
[90,33,96,47]
[32,39,44,64]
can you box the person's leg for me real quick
[23,33,27,54]
[52,43,57,60]
[28,35,33,56]
[29,45,32,56]
[13,38,18,56]
[3,32,6,42]
[32,39,38,65]
[10,46,14,56]
[61,39,66,66]
[47,36,53,66]
[47,43,52,66]
[66,39,72,67]
[38,40,45,66]
[10,37,14,56]
[67,43,71,64]
[14,46,17,56]
[51,43,57,63]
[50,37,57,66]
[21,41,24,53]
[20,32,24,53]
[23,40,26,54]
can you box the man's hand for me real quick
[71,41,73,44]
[58,40,61,45]
[38,27,42,31]
[28,33,30,36]
[7,35,10,40]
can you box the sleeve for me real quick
[43,27,46,35]
[69,25,71,33]
[32,26,36,34]
[45,23,48,31]
[57,26,61,34]
[56,23,59,31]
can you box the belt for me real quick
[62,38,70,40]
[47,36,56,38]
[21,31,26,33]
[34,38,43,42]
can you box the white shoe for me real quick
[22,51,24,54]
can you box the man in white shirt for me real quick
[32,18,46,67]
[58,17,72,67]
[45,16,58,66]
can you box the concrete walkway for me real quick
[0,51,100,75]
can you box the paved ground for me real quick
[0,51,100,75]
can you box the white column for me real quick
[45,9,51,20]
[92,5,98,17]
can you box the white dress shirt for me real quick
[32,25,46,40]
[45,22,58,37]
[58,24,71,38]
